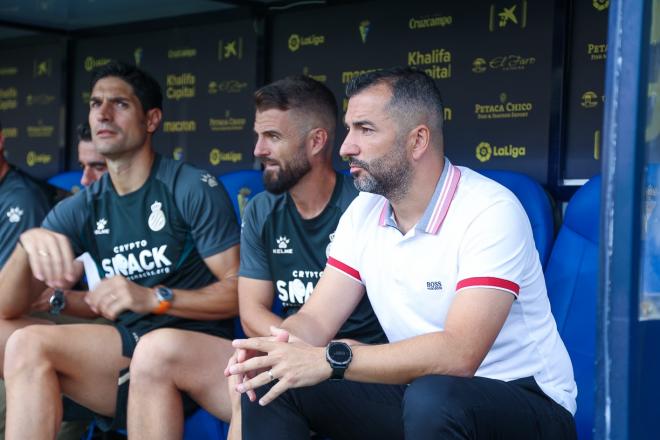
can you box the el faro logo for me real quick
[476,141,526,162]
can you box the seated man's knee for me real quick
[130,329,184,383]
[4,326,52,378]
[403,375,473,438]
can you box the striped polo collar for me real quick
[378,158,462,235]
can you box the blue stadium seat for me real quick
[48,171,84,193]
[218,170,264,222]
[84,407,229,440]
[183,408,230,440]
[545,175,601,440]
[478,169,555,267]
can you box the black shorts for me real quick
[63,323,231,431]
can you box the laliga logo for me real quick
[476,142,493,163]
[148,201,166,232]
[593,0,608,11]
[288,34,301,52]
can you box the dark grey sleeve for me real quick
[238,196,271,280]
[41,193,87,256]
[175,168,240,259]
[0,187,50,267]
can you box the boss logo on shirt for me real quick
[426,281,443,291]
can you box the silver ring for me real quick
[267,369,274,382]
[37,250,49,257]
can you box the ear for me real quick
[307,128,329,157]
[145,108,163,134]
[409,125,431,161]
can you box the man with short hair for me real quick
[77,121,107,187]
[0,61,240,439]
[0,119,53,440]
[0,120,52,268]
[229,67,578,439]
[126,75,386,440]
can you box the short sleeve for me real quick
[455,199,533,299]
[41,193,87,256]
[326,195,366,285]
[238,196,271,280]
[175,168,240,259]
[0,188,50,266]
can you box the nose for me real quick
[253,136,269,158]
[80,167,94,187]
[339,131,358,158]
[94,100,111,123]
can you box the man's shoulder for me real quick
[333,172,359,210]
[455,166,520,208]
[243,190,284,225]
[154,156,219,192]
[2,168,51,202]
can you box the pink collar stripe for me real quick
[426,165,461,234]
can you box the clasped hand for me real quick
[225,327,332,406]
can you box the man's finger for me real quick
[232,337,276,353]
[237,368,276,394]
[258,376,290,406]
[229,354,274,376]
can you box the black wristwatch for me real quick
[49,289,66,315]
[325,341,352,380]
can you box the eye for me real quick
[89,101,100,108]
[360,126,373,135]
[116,101,128,109]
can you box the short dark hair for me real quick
[77,122,92,142]
[255,75,338,140]
[346,67,444,134]
[90,61,163,112]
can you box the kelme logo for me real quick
[476,142,493,162]
[6,207,23,223]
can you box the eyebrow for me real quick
[80,161,106,167]
[344,119,375,128]
[89,96,130,104]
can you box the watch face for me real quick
[157,287,174,302]
[328,342,352,365]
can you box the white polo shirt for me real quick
[327,160,577,414]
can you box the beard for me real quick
[262,147,311,195]
[349,141,412,202]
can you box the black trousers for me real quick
[241,375,577,440]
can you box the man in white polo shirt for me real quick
[229,67,577,439]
